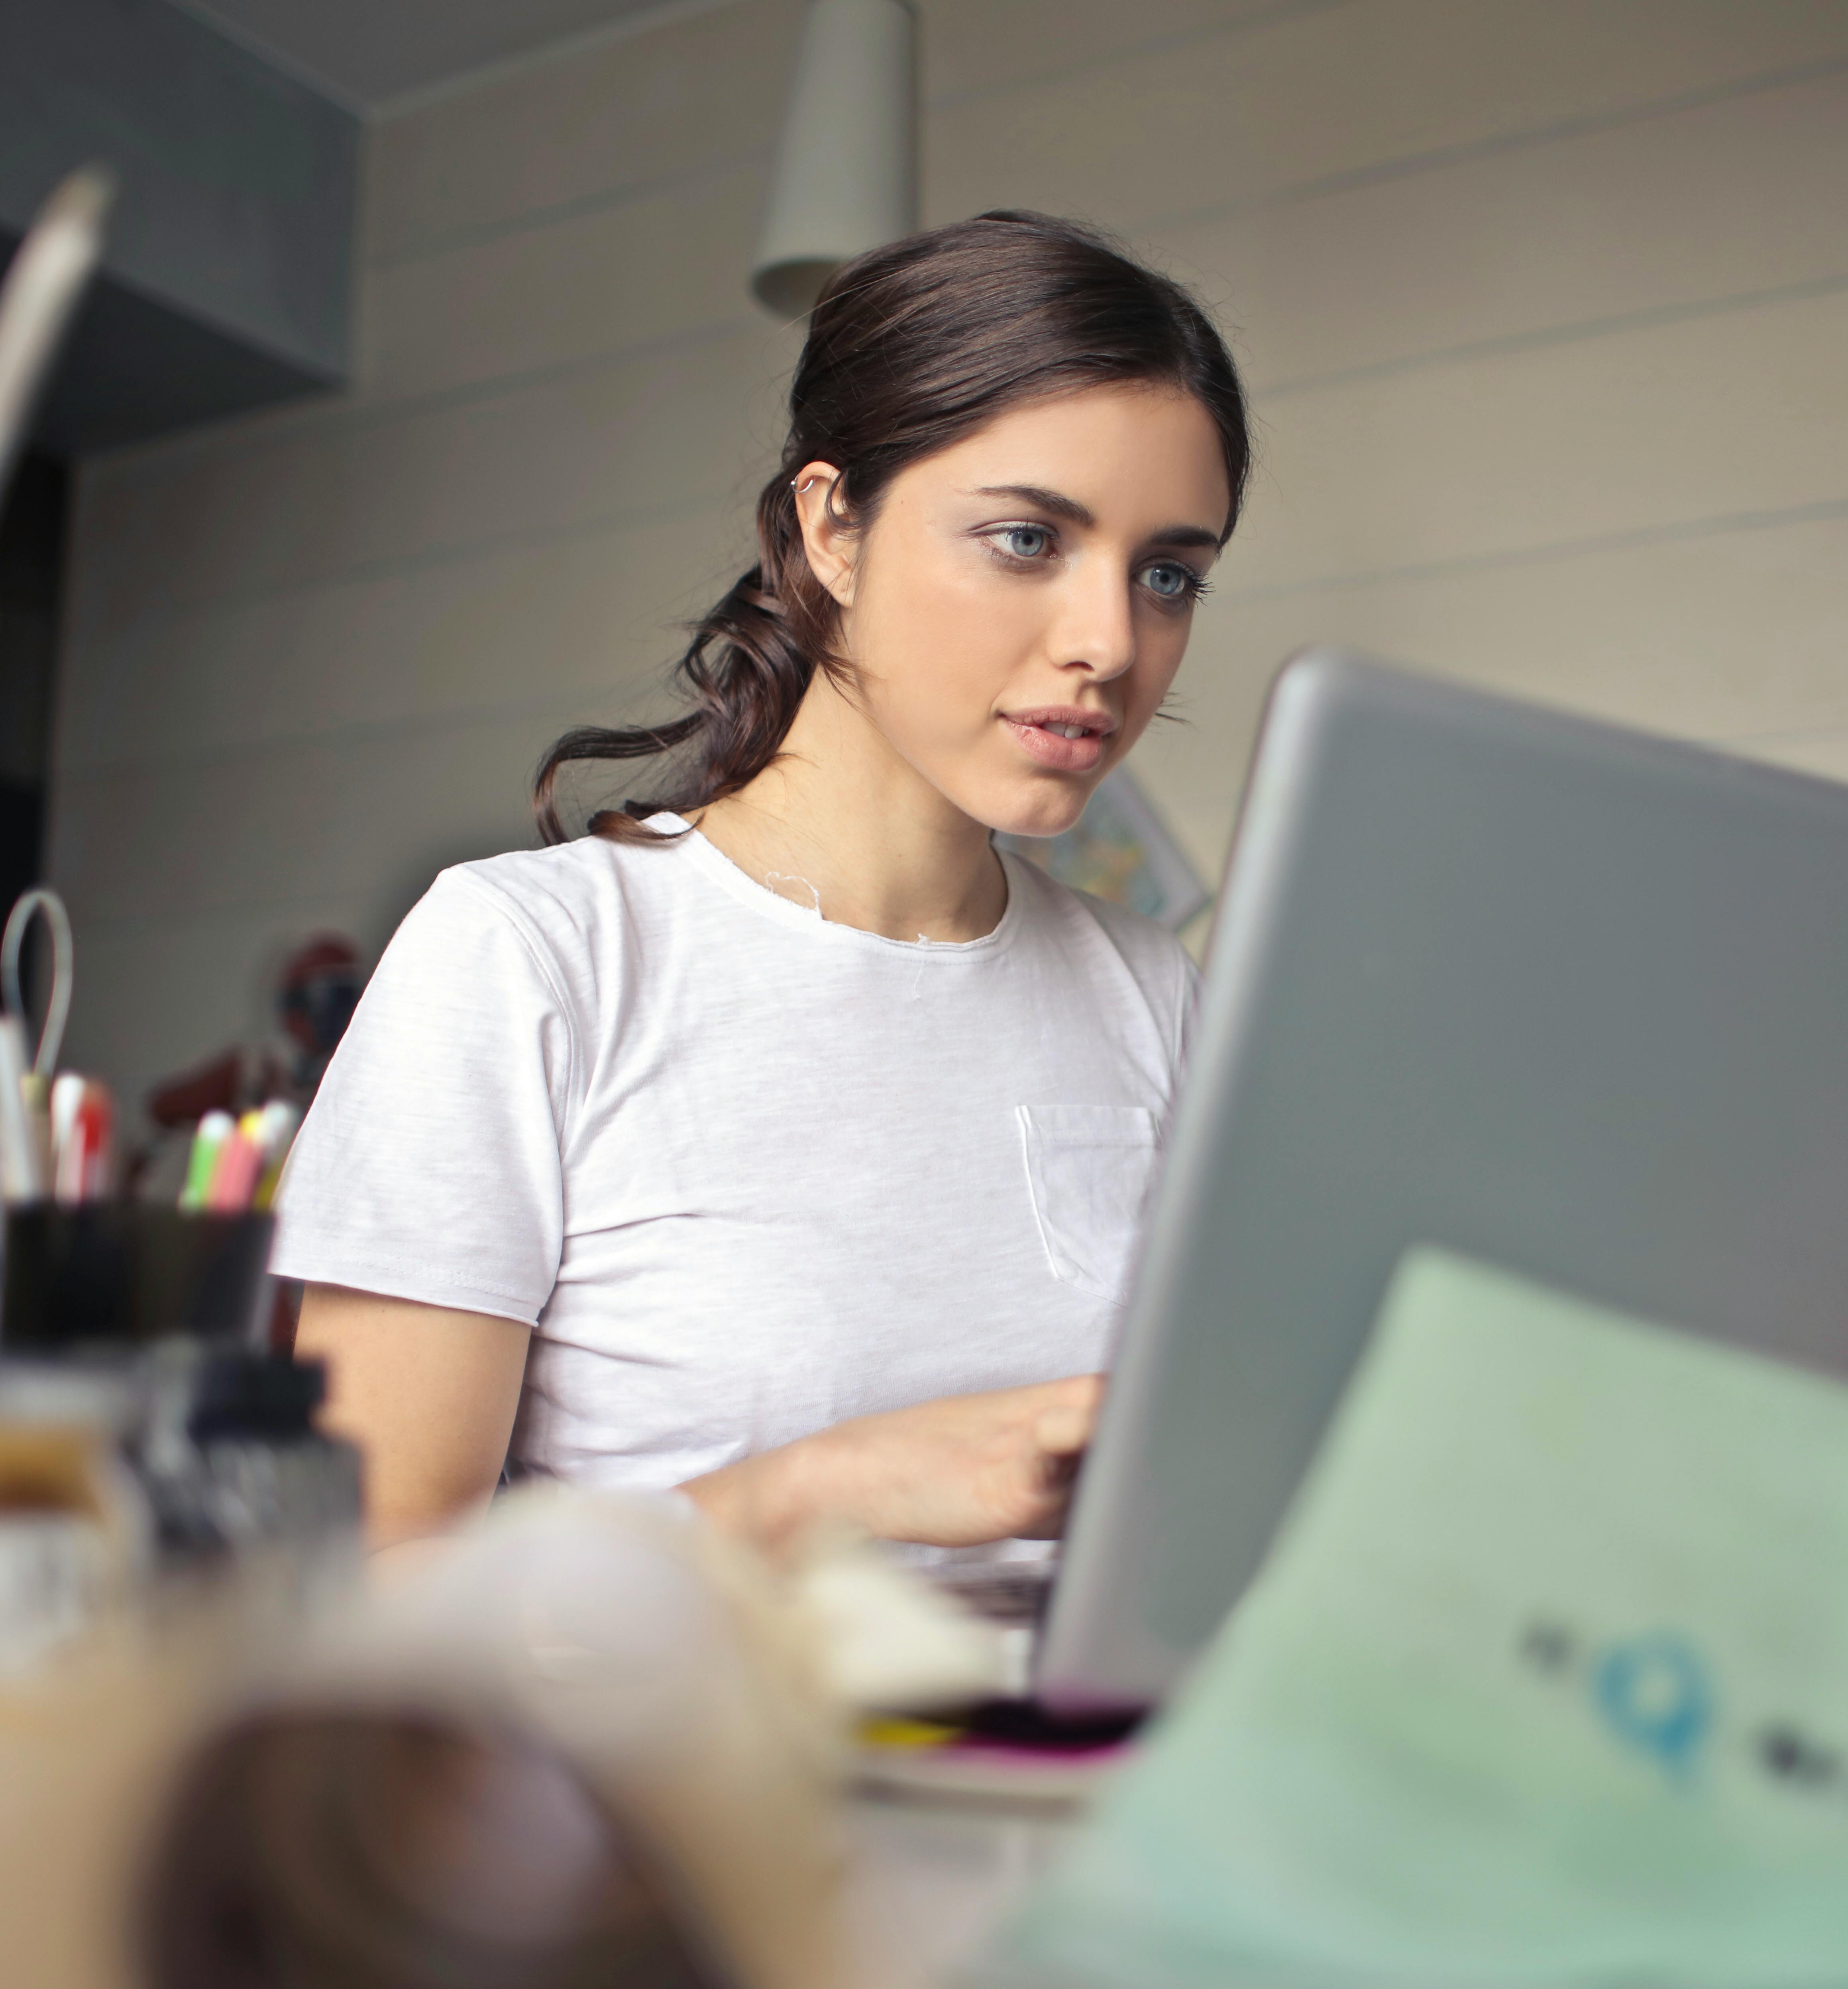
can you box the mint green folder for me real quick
[998,1249,1848,1989]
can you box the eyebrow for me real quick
[970,484,1223,552]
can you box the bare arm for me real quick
[682,1374,1103,1557]
[295,1283,530,1549]
[297,1277,1099,1559]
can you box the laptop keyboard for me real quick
[932,1563,1057,1628]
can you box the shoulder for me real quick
[389,834,690,1008]
[1002,854,1198,1020]
[436,836,620,925]
[1003,851,1188,971]
[431,833,685,945]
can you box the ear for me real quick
[790,462,856,608]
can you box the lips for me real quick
[1000,706,1115,775]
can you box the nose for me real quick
[1048,557,1138,683]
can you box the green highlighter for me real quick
[178,1109,233,1212]
[992,1249,1848,1989]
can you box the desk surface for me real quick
[843,1794,1075,1989]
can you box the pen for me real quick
[52,1078,113,1206]
[0,1014,43,1202]
[49,1071,82,1181]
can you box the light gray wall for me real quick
[45,0,1848,1118]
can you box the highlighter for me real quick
[179,1111,234,1213]
[204,1110,268,1213]
[251,1100,301,1213]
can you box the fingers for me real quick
[1017,1425,1089,1538]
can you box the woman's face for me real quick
[797,383,1233,840]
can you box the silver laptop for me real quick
[1009,646,1848,1715]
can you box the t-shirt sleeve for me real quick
[271,869,577,1325]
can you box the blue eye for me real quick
[998,525,1052,560]
[1143,562,1201,602]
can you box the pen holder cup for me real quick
[0,1204,275,1354]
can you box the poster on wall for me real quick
[998,766,1211,932]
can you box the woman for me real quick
[280,211,1251,1556]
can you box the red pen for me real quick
[52,1077,113,1205]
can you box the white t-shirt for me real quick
[274,817,1198,1494]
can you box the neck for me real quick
[691,672,1007,942]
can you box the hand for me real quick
[681,1375,1103,1554]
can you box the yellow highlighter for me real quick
[251,1100,301,1212]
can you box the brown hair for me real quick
[534,210,1251,844]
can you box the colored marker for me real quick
[179,1110,234,1212]
[69,1080,114,1202]
[205,1109,267,1213]
[251,1099,301,1212]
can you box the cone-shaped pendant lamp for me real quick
[750,0,919,317]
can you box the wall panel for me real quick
[1235,288,1848,591]
[1140,511,1848,873]
[47,0,1848,1117]
[69,322,784,630]
[361,0,803,263]
[1160,69,1848,393]
[927,0,1848,232]
[56,507,743,774]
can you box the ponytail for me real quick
[533,469,844,844]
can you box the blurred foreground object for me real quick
[145,1708,728,1989]
[132,1494,969,1989]
[0,167,113,499]
[0,1488,1005,1989]
[750,0,918,314]
[0,1364,147,1675]
[0,1343,359,1674]
[999,1250,1848,1986]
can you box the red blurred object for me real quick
[277,935,362,1082]
[51,1075,115,1204]
[147,1049,244,1131]
[134,934,365,1198]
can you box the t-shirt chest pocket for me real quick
[1015,1104,1162,1303]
